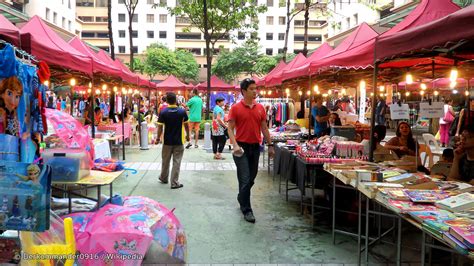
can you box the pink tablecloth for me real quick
[97,123,131,140]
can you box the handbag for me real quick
[443,109,454,123]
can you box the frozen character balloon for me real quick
[0,76,23,137]
[16,164,41,187]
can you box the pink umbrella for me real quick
[45,108,95,163]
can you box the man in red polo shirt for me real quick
[227,78,275,223]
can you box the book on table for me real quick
[410,210,472,237]
[384,173,417,184]
[436,181,474,193]
[404,190,450,203]
[436,193,474,212]
[442,232,470,255]
[450,224,474,250]
[387,199,437,214]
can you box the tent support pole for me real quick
[121,81,126,160]
[369,38,379,162]
[308,75,312,137]
[91,79,95,139]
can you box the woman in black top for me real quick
[449,126,474,184]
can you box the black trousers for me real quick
[233,142,260,214]
[212,135,226,154]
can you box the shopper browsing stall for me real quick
[439,99,454,147]
[311,95,330,138]
[211,97,227,160]
[449,125,474,184]
[185,89,203,149]
[227,78,274,223]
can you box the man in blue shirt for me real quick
[157,93,190,189]
[311,95,330,137]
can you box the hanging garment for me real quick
[288,102,295,120]
[0,44,18,78]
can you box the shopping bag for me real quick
[435,130,440,140]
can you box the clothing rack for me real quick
[0,39,38,64]
[257,98,295,104]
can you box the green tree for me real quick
[159,0,266,118]
[126,58,145,75]
[212,40,260,82]
[252,56,278,76]
[144,44,178,78]
[175,49,199,82]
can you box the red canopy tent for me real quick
[258,60,287,86]
[69,37,122,78]
[20,16,92,75]
[0,14,20,46]
[95,49,136,84]
[114,58,139,85]
[309,22,379,74]
[267,53,307,87]
[376,6,474,64]
[196,75,235,91]
[283,43,333,81]
[313,0,460,71]
[156,75,192,91]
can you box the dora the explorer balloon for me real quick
[0,76,22,137]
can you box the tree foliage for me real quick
[212,40,261,82]
[253,56,278,76]
[175,49,199,82]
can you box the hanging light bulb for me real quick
[285,88,290,94]
[379,85,385,92]
[198,92,202,96]
[406,73,413,85]
[44,80,49,87]
[87,88,92,94]
[322,93,328,97]
[298,91,302,96]
[370,92,374,96]
[379,93,384,97]
[268,90,272,95]
[313,85,318,92]
[434,91,439,96]
[450,67,458,82]
[328,89,332,95]
[465,90,469,97]
[420,83,427,90]
[69,78,76,86]
[95,89,101,95]
[228,91,232,95]
[262,91,267,96]
[450,81,457,89]
[122,88,127,94]
[107,91,111,95]
[213,91,216,95]
[385,93,388,97]
[113,86,118,92]
[134,89,139,95]
[306,90,311,96]
[342,88,346,95]
[420,91,425,96]
[453,89,459,94]
[360,80,366,91]
[159,91,162,95]
[102,84,107,91]
[405,92,410,97]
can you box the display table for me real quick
[52,170,124,214]
[97,123,131,140]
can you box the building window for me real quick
[96,0,107,7]
[68,21,72,31]
[53,12,57,24]
[353,13,358,25]
[62,17,66,28]
[68,0,71,8]
[346,17,350,29]
[266,16,273,25]
[266,33,273,40]
[45,8,50,20]
[278,33,285,40]
[267,0,273,6]
[176,16,190,24]
[119,30,126,38]
[76,0,93,7]
[132,30,138,38]
[266,48,273,55]
[309,20,325,27]
[159,31,167,38]
[159,14,167,23]
[160,0,167,4]
[96,17,108,22]
[78,16,93,22]
[279,16,285,25]
[237,32,245,40]
[147,31,154,38]
[118,14,126,22]
[190,48,201,55]
[132,14,138,22]
[250,32,259,40]
[176,33,201,40]
[119,46,125,53]
[294,34,321,42]
[278,48,284,54]
[97,32,109,38]
[132,46,138,53]
[294,20,304,26]
[147,14,154,23]
[147,0,154,4]
[81,32,95,38]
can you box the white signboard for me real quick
[359,89,366,123]
[390,103,410,120]
[419,102,444,119]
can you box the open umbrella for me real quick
[45,108,94,163]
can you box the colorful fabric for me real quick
[212,105,225,136]
[93,158,125,172]
[186,96,203,122]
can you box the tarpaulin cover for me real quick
[0,14,20,46]
[69,37,122,78]
[20,16,92,75]
[283,43,333,81]
[309,22,378,74]
[258,60,286,86]
[315,0,460,70]
[267,53,306,87]
[157,75,193,91]
[196,75,235,91]
[377,6,474,63]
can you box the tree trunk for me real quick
[302,0,310,57]
[107,0,115,59]
[282,0,291,61]
[204,0,211,120]
[128,12,134,70]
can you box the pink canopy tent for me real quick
[267,53,307,86]
[283,43,333,81]
[0,14,20,46]
[309,23,378,75]
[258,60,287,86]
[196,75,235,91]
[114,58,139,85]
[316,0,460,71]
[20,16,92,75]
[377,6,474,64]
[157,75,193,91]
[95,50,136,84]
[69,37,122,78]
